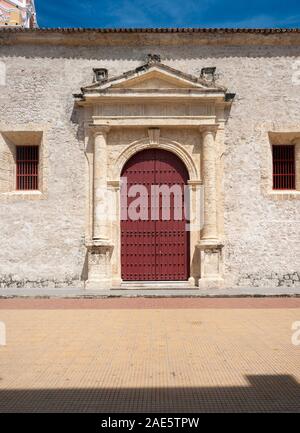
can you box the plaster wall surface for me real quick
[0,37,299,289]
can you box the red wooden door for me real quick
[121,149,189,281]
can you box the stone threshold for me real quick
[117,281,196,290]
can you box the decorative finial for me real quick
[93,68,108,82]
[146,54,161,65]
[225,93,236,102]
[200,67,216,82]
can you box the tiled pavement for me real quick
[0,298,299,412]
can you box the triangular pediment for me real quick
[75,60,232,103]
[111,68,204,90]
[79,62,227,94]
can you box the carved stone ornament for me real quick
[148,128,160,146]
[146,53,161,64]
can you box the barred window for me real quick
[16,146,39,190]
[272,145,295,190]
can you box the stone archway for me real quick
[76,58,234,290]
[115,135,199,182]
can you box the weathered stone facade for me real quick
[0,29,299,291]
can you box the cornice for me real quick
[1,28,300,47]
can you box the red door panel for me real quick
[121,149,189,281]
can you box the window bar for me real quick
[16,146,39,191]
[272,145,295,190]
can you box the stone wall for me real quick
[0,35,300,290]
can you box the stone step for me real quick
[116,281,196,290]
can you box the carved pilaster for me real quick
[198,127,223,288]
[85,240,114,290]
[201,128,218,242]
[197,240,224,289]
[86,125,113,290]
[90,125,110,241]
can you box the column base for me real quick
[111,278,123,288]
[197,240,224,289]
[85,240,114,290]
[188,276,197,287]
[198,277,224,290]
[85,279,112,290]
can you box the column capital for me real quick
[89,125,111,138]
[187,179,203,186]
[197,239,223,249]
[200,126,217,138]
[107,180,121,190]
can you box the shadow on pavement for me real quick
[0,374,299,413]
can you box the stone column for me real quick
[85,125,113,290]
[198,127,223,289]
[187,180,203,287]
[93,126,110,241]
[108,180,123,288]
[201,128,218,242]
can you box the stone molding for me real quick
[114,136,199,181]
[89,125,111,137]
[3,29,300,49]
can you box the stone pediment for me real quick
[107,67,215,90]
[112,69,197,89]
[76,60,229,101]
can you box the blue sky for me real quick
[35,0,300,28]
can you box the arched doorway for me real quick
[121,148,190,281]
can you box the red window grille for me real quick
[16,146,39,190]
[272,145,295,190]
